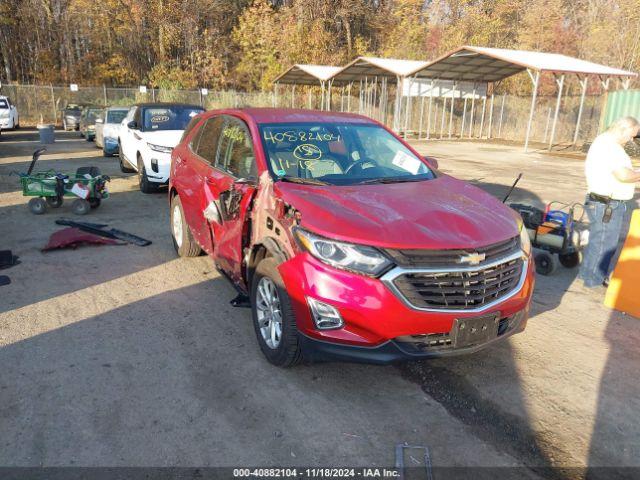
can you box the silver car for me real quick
[95,107,129,157]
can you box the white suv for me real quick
[118,103,204,193]
[0,96,19,130]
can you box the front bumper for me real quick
[0,118,11,128]
[104,137,119,154]
[144,151,171,183]
[279,252,535,364]
[298,309,528,365]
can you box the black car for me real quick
[62,104,83,131]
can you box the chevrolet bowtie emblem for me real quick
[459,252,486,265]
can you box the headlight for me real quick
[147,143,173,153]
[0,111,9,118]
[519,222,532,257]
[295,228,392,276]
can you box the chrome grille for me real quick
[388,256,524,311]
[385,236,519,268]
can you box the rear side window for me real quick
[196,117,224,165]
[216,118,257,179]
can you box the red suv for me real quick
[169,109,534,367]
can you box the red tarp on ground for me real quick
[42,227,124,251]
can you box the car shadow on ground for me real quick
[0,274,539,469]
[394,180,581,477]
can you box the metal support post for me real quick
[448,83,456,138]
[573,76,589,146]
[548,74,565,151]
[498,95,506,138]
[524,69,540,152]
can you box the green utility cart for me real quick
[18,148,110,215]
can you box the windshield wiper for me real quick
[356,176,428,185]
[277,176,329,186]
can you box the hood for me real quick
[274,175,521,250]
[142,130,184,148]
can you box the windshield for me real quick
[143,106,203,131]
[259,123,434,185]
[107,110,128,124]
[0,100,8,109]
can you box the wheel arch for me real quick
[247,237,289,288]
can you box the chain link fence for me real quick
[1,83,605,149]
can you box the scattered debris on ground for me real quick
[42,227,124,251]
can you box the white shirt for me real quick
[585,132,635,200]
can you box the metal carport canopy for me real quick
[327,57,430,130]
[406,46,637,152]
[273,64,343,85]
[330,56,430,82]
[408,46,637,81]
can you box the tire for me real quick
[89,198,101,209]
[71,198,91,215]
[170,194,201,257]
[251,258,303,367]
[559,251,582,269]
[45,196,63,208]
[534,251,558,276]
[28,197,47,215]
[138,156,158,193]
[76,166,101,177]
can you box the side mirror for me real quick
[424,156,439,169]
[127,121,137,129]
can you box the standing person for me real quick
[579,116,640,288]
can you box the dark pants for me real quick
[578,198,631,287]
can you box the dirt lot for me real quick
[0,130,638,477]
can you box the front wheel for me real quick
[71,198,91,215]
[534,251,558,276]
[251,258,303,367]
[170,194,201,257]
[138,156,158,194]
[28,197,47,215]
[118,144,135,173]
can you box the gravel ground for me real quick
[0,130,638,478]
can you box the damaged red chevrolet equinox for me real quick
[169,109,534,367]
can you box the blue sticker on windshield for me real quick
[276,169,286,176]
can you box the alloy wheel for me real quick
[256,277,283,349]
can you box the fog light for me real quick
[151,158,159,173]
[307,297,344,330]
